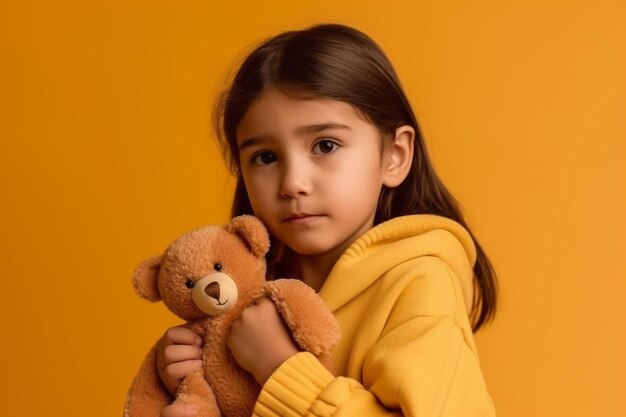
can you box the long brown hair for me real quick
[213,24,497,331]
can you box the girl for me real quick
[156,23,497,417]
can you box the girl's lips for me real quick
[282,214,324,224]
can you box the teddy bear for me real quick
[124,215,340,417]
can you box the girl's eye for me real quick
[312,140,339,155]
[185,279,195,289]
[251,151,277,166]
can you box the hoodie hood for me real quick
[319,214,476,314]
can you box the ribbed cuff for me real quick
[253,352,335,417]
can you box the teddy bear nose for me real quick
[204,281,221,300]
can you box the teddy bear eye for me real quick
[213,263,222,271]
[185,279,195,289]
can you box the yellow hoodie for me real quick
[253,215,496,417]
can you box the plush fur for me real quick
[124,215,340,417]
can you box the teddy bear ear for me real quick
[225,215,270,258]
[132,255,162,302]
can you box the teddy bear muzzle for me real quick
[191,272,239,316]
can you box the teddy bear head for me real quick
[132,215,270,322]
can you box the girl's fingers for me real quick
[155,326,203,395]
[159,359,203,395]
[158,345,203,368]
[160,359,204,384]
[159,326,202,347]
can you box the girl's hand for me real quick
[156,326,203,395]
[228,297,300,385]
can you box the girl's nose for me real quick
[279,163,312,198]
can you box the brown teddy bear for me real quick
[124,215,340,417]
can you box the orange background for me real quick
[1,1,625,416]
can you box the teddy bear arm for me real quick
[267,279,340,355]
[124,346,172,417]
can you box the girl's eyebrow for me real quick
[294,122,351,135]
[238,136,269,151]
[238,123,351,151]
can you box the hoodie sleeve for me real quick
[252,258,495,417]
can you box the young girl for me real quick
[155,24,497,417]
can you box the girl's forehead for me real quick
[236,89,370,142]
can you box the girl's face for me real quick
[235,89,392,258]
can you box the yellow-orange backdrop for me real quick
[1,1,624,416]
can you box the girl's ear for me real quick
[132,255,162,302]
[382,125,415,188]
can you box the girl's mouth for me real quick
[282,213,324,224]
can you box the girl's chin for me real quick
[283,241,331,257]
[285,240,347,258]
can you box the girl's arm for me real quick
[236,258,495,417]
